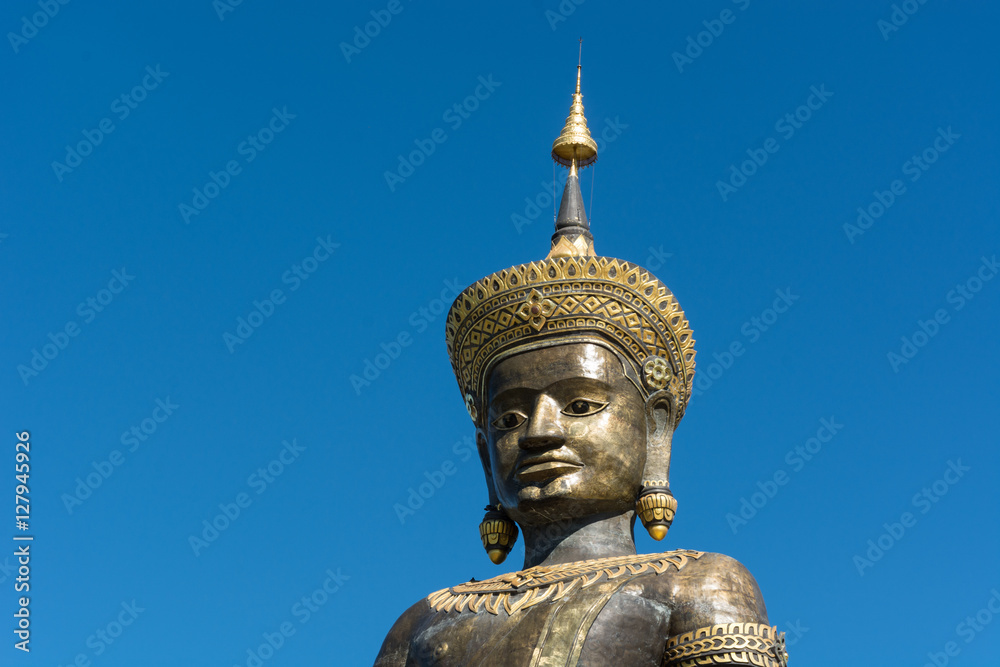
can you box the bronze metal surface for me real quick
[374,61,785,667]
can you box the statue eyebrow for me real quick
[541,376,613,399]
[488,387,536,414]
[489,377,611,413]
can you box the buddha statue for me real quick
[375,61,788,667]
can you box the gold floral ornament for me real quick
[428,550,704,616]
[516,289,556,331]
[643,356,672,391]
[664,623,788,667]
[464,392,478,422]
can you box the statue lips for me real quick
[515,454,584,483]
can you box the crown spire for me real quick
[551,40,598,169]
[549,41,598,258]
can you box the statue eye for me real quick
[492,412,526,430]
[563,399,607,416]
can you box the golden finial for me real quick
[551,39,598,170]
[547,40,597,259]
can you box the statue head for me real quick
[444,64,696,563]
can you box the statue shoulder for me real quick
[651,552,788,667]
[373,597,432,667]
[658,551,770,625]
[617,550,763,617]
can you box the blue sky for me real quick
[1,1,998,665]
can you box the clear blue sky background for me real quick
[2,1,998,665]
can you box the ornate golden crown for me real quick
[445,64,696,427]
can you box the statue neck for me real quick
[521,511,637,569]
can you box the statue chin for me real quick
[504,480,640,528]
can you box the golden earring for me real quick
[636,484,677,541]
[478,505,518,564]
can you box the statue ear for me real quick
[645,390,676,446]
[475,429,501,507]
[474,428,519,564]
[638,390,679,541]
[643,390,676,482]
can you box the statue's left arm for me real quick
[661,552,788,667]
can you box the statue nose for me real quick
[519,397,565,450]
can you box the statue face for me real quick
[485,342,648,525]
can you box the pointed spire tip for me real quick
[551,51,597,170]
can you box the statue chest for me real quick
[412,575,676,666]
[410,550,701,666]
